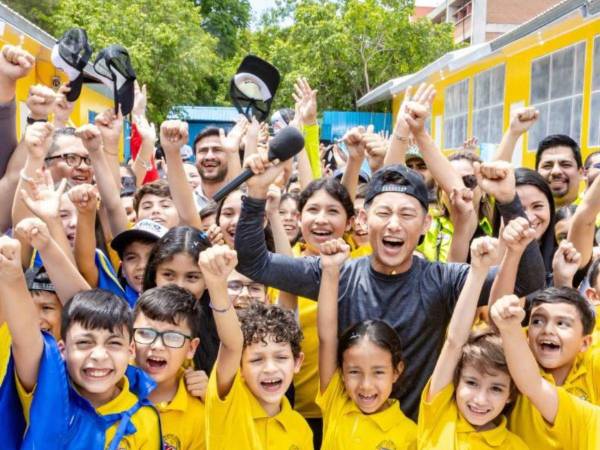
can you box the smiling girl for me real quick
[316,238,417,449]
[418,236,527,449]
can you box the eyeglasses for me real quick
[591,162,600,170]
[462,174,478,190]
[45,153,92,168]
[133,327,192,349]
[227,280,265,298]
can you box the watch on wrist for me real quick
[27,116,48,125]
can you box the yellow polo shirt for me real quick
[547,387,600,450]
[317,370,416,449]
[508,350,600,449]
[592,305,600,350]
[155,371,205,450]
[418,380,528,449]
[205,369,313,450]
[16,375,160,449]
[0,323,10,384]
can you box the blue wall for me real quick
[321,111,392,142]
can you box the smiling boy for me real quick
[0,235,161,449]
[507,287,599,449]
[133,285,205,449]
[199,244,313,450]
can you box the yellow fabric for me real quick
[303,123,322,179]
[0,323,11,385]
[155,371,206,450]
[17,376,160,449]
[548,387,600,450]
[97,377,161,450]
[317,369,417,449]
[295,297,320,418]
[508,350,600,449]
[418,380,528,450]
[350,244,372,258]
[205,368,313,450]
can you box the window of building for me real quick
[444,79,469,149]
[472,64,505,145]
[529,42,585,150]
[589,36,600,147]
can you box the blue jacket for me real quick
[0,355,26,449]
[21,333,161,450]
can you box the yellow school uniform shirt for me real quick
[592,305,600,350]
[16,375,161,449]
[316,370,417,450]
[418,380,528,450]
[547,387,600,450]
[155,370,206,450]
[205,368,313,450]
[0,323,10,384]
[508,350,600,450]
[292,240,370,419]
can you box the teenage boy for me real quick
[199,244,313,449]
[235,151,545,417]
[133,285,204,449]
[0,235,161,449]
[493,295,600,450]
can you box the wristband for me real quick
[394,132,409,141]
[27,116,48,125]
[209,299,233,313]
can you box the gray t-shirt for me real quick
[235,196,545,418]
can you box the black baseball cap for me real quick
[230,55,280,122]
[51,28,92,102]
[25,267,56,293]
[93,45,137,115]
[365,164,429,211]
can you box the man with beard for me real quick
[193,127,231,209]
[535,134,583,207]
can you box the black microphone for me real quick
[212,126,305,203]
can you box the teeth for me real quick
[85,368,111,377]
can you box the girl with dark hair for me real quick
[316,238,417,448]
[512,168,556,285]
[280,177,356,447]
[279,192,301,245]
[143,226,219,373]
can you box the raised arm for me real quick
[294,77,322,179]
[567,173,600,268]
[384,87,412,167]
[428,237,499,400]
[493,107,538,163]
[551,240,581,288]
[94,108,123,188]
[0,236,43,391]
[198,245,243,398]
[446,187,478,263]
[131,115,156,188]
[68,183,100,287]
[317,238,350,392]
[220,116,248,182]
[14,218,90,303]
[406,84,465,194]
[340,127,366,201]
[52,84,75,130]
[160,120,202,229]
[235,149,322,299]
[76,123,128,237]
[489,217,535,306]
[491,295,559,423]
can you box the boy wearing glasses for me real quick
[133,284,205,449]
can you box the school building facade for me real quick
[359,0,600,168]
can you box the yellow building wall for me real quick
[0,23,119,153]
[392,12,600,169]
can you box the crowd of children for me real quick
[1,40,600,450]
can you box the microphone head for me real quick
[267,126,305,162]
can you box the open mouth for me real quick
[311,229,333,239]
[82,368,113,379]
[357,392,378,404]
[146,356,168,370]
[71,174,89,183]
[467,404,491,416]
[260,378,283,392]
[538,340,560,353]
[382,237,404,249]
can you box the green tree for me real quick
[47,0,218,122]
[3,0,58,31]
[194,0,251,58]
[250,0,454,111]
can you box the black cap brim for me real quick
[66,72,85,102]
[110,229,160,256]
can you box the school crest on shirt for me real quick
[376,441,397,450]
[163,434,181,450]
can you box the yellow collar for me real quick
[456,413,510,447]
[96,377,137,414]
[155,371,190,412]
[245,378,294,432]
[343,398,407,432]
